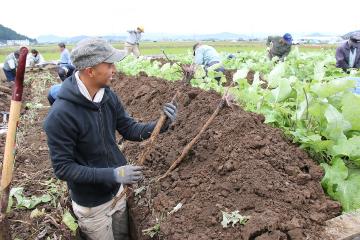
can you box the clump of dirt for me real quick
[221,69,268,88]
[150,58,169,66]
[112,74,341,240]
[246,70,268,89]
[224,69,236,83]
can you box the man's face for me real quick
[32,53,37,57]
[59,47,64,52]
[90,62,116,88]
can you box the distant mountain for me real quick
[37,35,127,43]
[36,35,67,43]
[306,32,332,37]
[66,35,91,43]
[36,32,344,43]
[142,32,256,41]
[0,24,36,43]
[194,32,247,40]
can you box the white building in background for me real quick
[293,36,343,45]
[6,39,30,46]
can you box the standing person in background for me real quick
[26,49,45,67]
[2,50,20,81]
[57,42,75,81]
[336,34,360,72]
[266,33,293,61]
[124,26,144,58]
[193,43,225,83]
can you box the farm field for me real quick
[0,41,337,63]
[0,45,359,240]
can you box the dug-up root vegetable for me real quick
[157,84,235,182]
[111,92,180,209]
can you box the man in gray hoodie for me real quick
[336,34,360,72]
[44,38,177,240]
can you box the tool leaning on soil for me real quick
[110,91,181,209]
[0,47,28,240]
[157,83,235,182]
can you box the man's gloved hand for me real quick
[161,102,177,132]
[113,165,143,185]
[61,66,69,74]
[163,103,177,123]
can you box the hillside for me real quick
[0,24,36,43]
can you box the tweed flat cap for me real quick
[71,38,125,69]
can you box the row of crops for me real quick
[116,48,360,213]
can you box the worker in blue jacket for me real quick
[193,43,225,83]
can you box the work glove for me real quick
[163,103,177,122]
[161,102,177,132]
[113,165,144,185]
[61,66,69,74]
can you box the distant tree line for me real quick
[0,24,37,43]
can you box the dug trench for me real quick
[0,69,73,239]
[112,73,341,240]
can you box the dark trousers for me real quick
[58,64,75,81]
[3,69,16,81]
[205,61,225,82]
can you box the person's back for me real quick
[3,52,18,71]
[3,51,20,81]
[126,30,142,45]
[267,35,292,60]
[194,45,221,66]
[193,43,224,83]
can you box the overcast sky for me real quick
[1,0,359,38]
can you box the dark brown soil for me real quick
[111,74,341,240]
[0,70,73,239]
[246,70,268,89]
[224,69,236,83]
[150,58,169,67]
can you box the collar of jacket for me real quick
[57,74,110,110]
